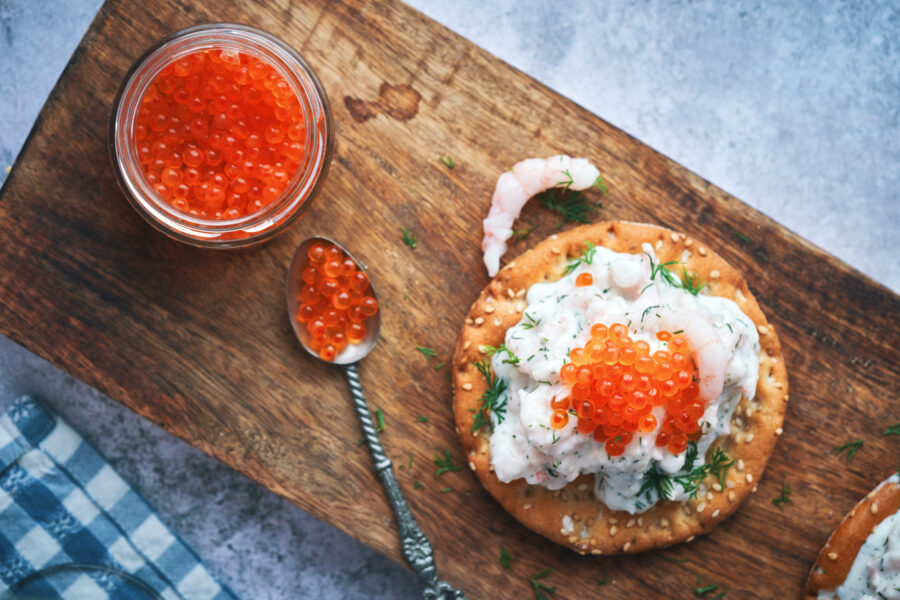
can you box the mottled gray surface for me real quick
[1,0,898,598]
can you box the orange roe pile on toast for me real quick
[135,48,306,219]
[295,242,378,361]
[553,323,704,457]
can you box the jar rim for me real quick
[109,23,334,247]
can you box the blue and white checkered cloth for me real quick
[0,395,238,600]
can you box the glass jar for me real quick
[109,23,334,247]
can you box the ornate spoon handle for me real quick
[344,364,466,600]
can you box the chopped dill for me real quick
[832,440,863,461]
[537,186,602,228]
[440,487,453,493]
[416,346,438,358]
[434,361,445,371]
[375,409,385,433]
[529,568,556,600]
[680,268,704,296]
[883,423,900,436]
[416,415,429,423]
[563,242,597,275]
[736,232,751,245]
[484,343,520,365]
[513,225,538,240]
[434,449,461,477]
[439,156,455,168]
[414,480,424,490]
[522,312,540,329]
[400,227,418,249]
[772,479,792,509]
[498,547,515,570]
[471,359,508,432]
[644,251,681,286]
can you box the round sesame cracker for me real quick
[452,221,789,555]
[804,474,900,598]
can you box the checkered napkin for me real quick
[0,395,238,600]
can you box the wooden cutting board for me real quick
[1,0,898,597]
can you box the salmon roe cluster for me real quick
[295,242,378,361]
[135,48,307,219]
[552,323,704,458]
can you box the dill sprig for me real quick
[400,227,418,249]
[484,343,520,365]
[644,251,681,286]
[414,481,424,490]
[434,449,461,477]
[521,312,540,329]
[471,359,508,432]
[529,568,556,600]
[772,479,792,509]
[513,225,537,240]
[537,188,602,228]
[883,422,900,436]
[695,575,719,596]
[440,487,453,493]
[498,547,515,570]
[639,445,733,502]
[416,415,429,423]
[439,156,455,168]
[736,232,751,245]
[680,268,705,296]
[832,440,863,461]
[416,346,438,358]
[638,462,675,501]
[563,242,596,275]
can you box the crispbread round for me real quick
[452,221,789,555]
[804,474,900,598]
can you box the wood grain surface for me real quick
[1,0,898,597]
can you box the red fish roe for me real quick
[295,242,378,361]
[135,48,306,220]
[554,322,703,457]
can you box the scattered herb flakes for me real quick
[638,462,674,501]
[529,568,556,600]
[434,361,445,371]
[416,346,438,359]
[513,225,538,240]
[439,156,455,168]
[498,547,515,570]
[736,232,751,245]
[593,175,609,194]
[416,415,429,423]
[471,359,508,432]
[400,227,418,249]
[884,422,900,436]
[375,409,385,433]
[408,453,414,469]
[413,480,424,490]
[563,242,597,275]
[832,440,863,461]
[711,593,725,600]
[357,437,366,447]
[596,564,609,585]
[439,487,453,494]
[707,447,734,488]
[772,479,792,509]
[484,343,520,365]
[434,449,461,477]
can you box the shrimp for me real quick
[659,309,727,405]
[481,156,601,276]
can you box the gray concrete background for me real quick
[1,0,897,598]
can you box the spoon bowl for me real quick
[286,236,381,365]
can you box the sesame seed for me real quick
[655,240,663,249]
[609,517,618,524]
[745,407,753,418]
[507,308,515,315]
[683,506,693,516]
[463,341,471,350]
[516,288,526,298]
[638,518,643,527]
[871,502,879,515]
[465,318,473,325]
[746,473,754,483]
[745,433,755,443]
[468,461,475,470]
[514,300,526,312]
[728,491,736,502]
[670,233,679,242]
[711,509,721,518]
[507,288,515,298]
[626,519,635,528]
[551,247,561,255]
[712,483,723,492]
[523,503,532,510]
[685,239,693,247]
[737,459,745,471]
[478,345,489,354]
[706,492,714,501]
[710,269,720,279]
[776,427,783,436]
[726,481,735,489]
[474,317,484,325]
[568,535,578,543]
[696,502,706,513]
[827,552,838,561]
[609,526,617,535]
[591,549,602,555]
[578,483,588,491]
[550,234,558,240]
[758,325,769,335]
[484,305,495,314]
[699,247,707,256]
[507,262,516,269]
[660,517,670,527]
[686,536,695,542]
[493,318,501,327]
[462,382,473,391]
[623,542,632,552]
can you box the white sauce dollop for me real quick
[488,244,760,514]
[819,474,900,600]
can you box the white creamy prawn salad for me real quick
[487,242,761,514]
[818,474,900,600]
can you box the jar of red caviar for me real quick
[109,24,334,247]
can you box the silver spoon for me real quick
[286,237,465,600]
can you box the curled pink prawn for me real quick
[660,310,727,405]
[481,156,601,276]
